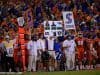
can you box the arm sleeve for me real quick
[2,43,6,52]
[3,44,6,52]
[27,41,31,50]
[74,40,76,47]
[63,41,66,47]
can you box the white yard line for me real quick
[0,72,23,75]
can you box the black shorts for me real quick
[6,56,16,72]
[75,59,79,65]
[41,51,50,66]
[83,58,89,65]
[41,51,50,61]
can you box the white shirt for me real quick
[27,40,38,56]
[3,39,16,57]
[47,38,54,50]
[63,39,76,54]
[37,39,46,51]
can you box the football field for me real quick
[24,70,100,75]
[0,70,100,75]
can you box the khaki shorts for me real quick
[48,50,56,59]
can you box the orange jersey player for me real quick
[24,34,30,68]
[86,35,97,69]
[76,33,85,61]
[13,35,22,71]
[94,33,100,64]
[13,35,19,64]
[75,32,85,70]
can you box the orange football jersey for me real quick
[75,37,85,61]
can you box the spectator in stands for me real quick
[54,38,63,70]
[47,36,56,71]
[0,36,6,72]
[37,34,47,71]
[27,35,38,72]
[63,35,76,70]
[3,35,16,72]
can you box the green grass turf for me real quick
[24,70,100,75]
[0,70,100,75]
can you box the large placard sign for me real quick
[62,11,75,30]
[44,21,63,37]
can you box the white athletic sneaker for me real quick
[76,66,79,71]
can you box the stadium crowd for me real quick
[0,0,99,72]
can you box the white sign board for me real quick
[17,17,25,27]
[62,11,75,30]
[54,21,63,36]
[44,21,63,37]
